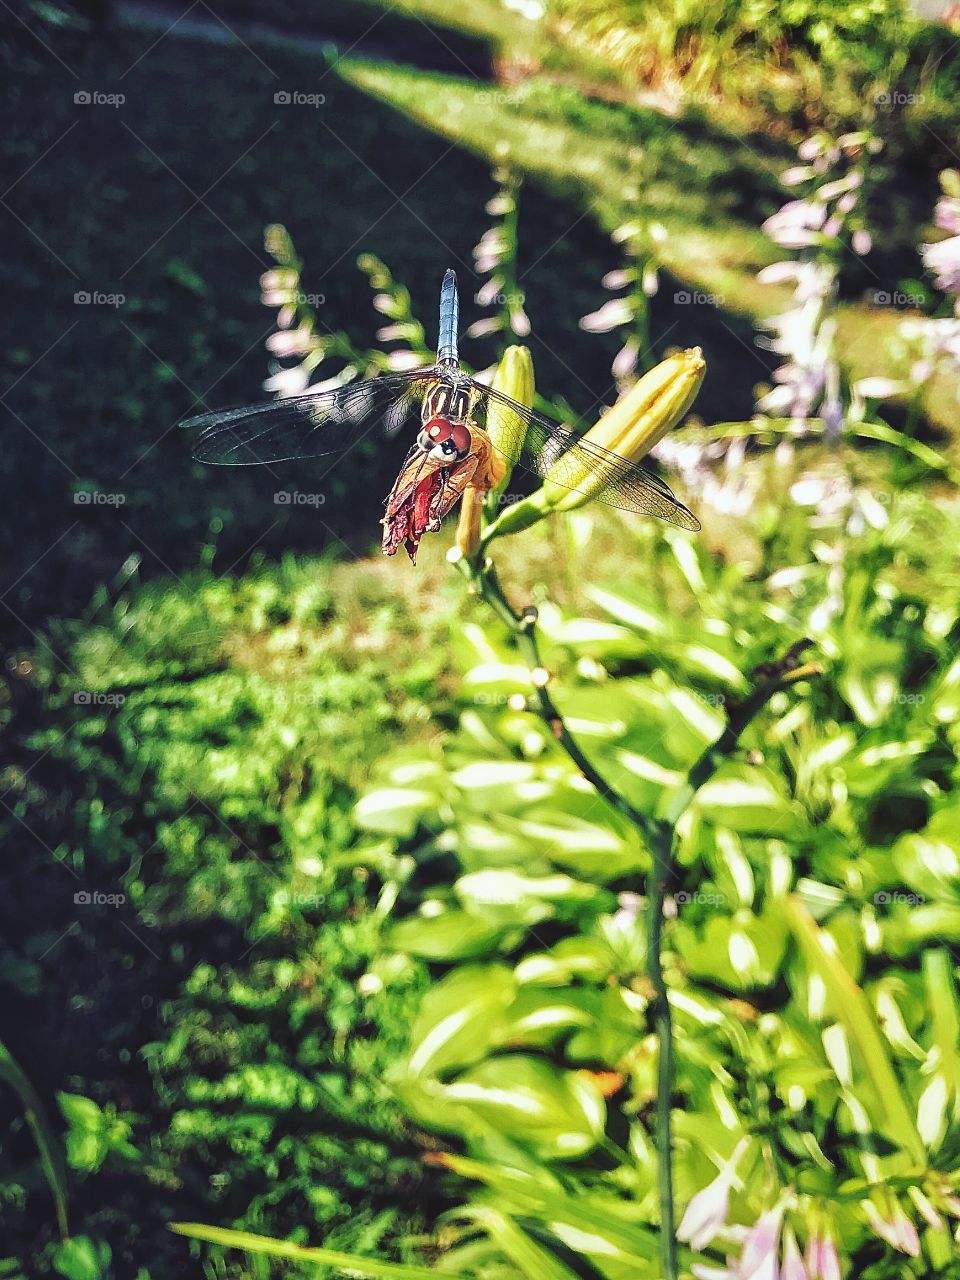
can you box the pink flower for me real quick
[612,339,640,379]
[738,1202,785,1280]
[762,201,827,249]
[465,317,503,339]
[262,366,311,396]
[805,1230,840,1280]
[602,268,632,289]
[509,305,531,336]
[475,277,503,306]
[862,1198,920,1257]
[266,328,314,356]
[677,1141,748,1252]
[579,297,633,333]
[936,195,960,236]
[923,235,960,295]
[780,1228,808,1280]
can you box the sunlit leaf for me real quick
[170,1223,462,1278]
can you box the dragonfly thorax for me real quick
[421,376,475,425]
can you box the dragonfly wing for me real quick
[472,381,700,530]
[181,369,436,464]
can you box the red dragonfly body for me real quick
[381,379,506,562]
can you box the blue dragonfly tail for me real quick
[437,268,459,365]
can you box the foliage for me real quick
[5,6,960,1280]
[541,0,960,141]
[337,467,960,1276]
[0,555,462,1274]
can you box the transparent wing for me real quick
[181,368,436,464]
[472,381,700,530]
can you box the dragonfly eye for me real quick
[419,417,471,462]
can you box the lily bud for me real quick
[485,347,703,543]
[486,344,535,499]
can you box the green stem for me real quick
[455,551,820,1280]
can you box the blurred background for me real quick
[1,1,959,1277]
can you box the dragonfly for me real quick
[182,270,699,562]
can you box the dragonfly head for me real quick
[417,417,472,464]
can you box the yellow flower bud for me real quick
[485,345,535,499]
[483,348,704,542]
[541,347,705,513]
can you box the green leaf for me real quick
[455,869,606,927]
[419,1056,605,1159]
[405,965,516,1077]
[924,949,960,1094]
[439,1155,658,1264]
[52,1237,110,1280]
[387,910,507,961]
[455,1205,582,1280]
[693,764,805,837]
[169,1223,465,1278]
[783,897,927,1165]
[354,787,436,836]
[0,1040,68,1238]
[510,814,645,879]
[586,585,669,636]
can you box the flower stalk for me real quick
[449,345,820,1280]
[450,543,820,1280]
